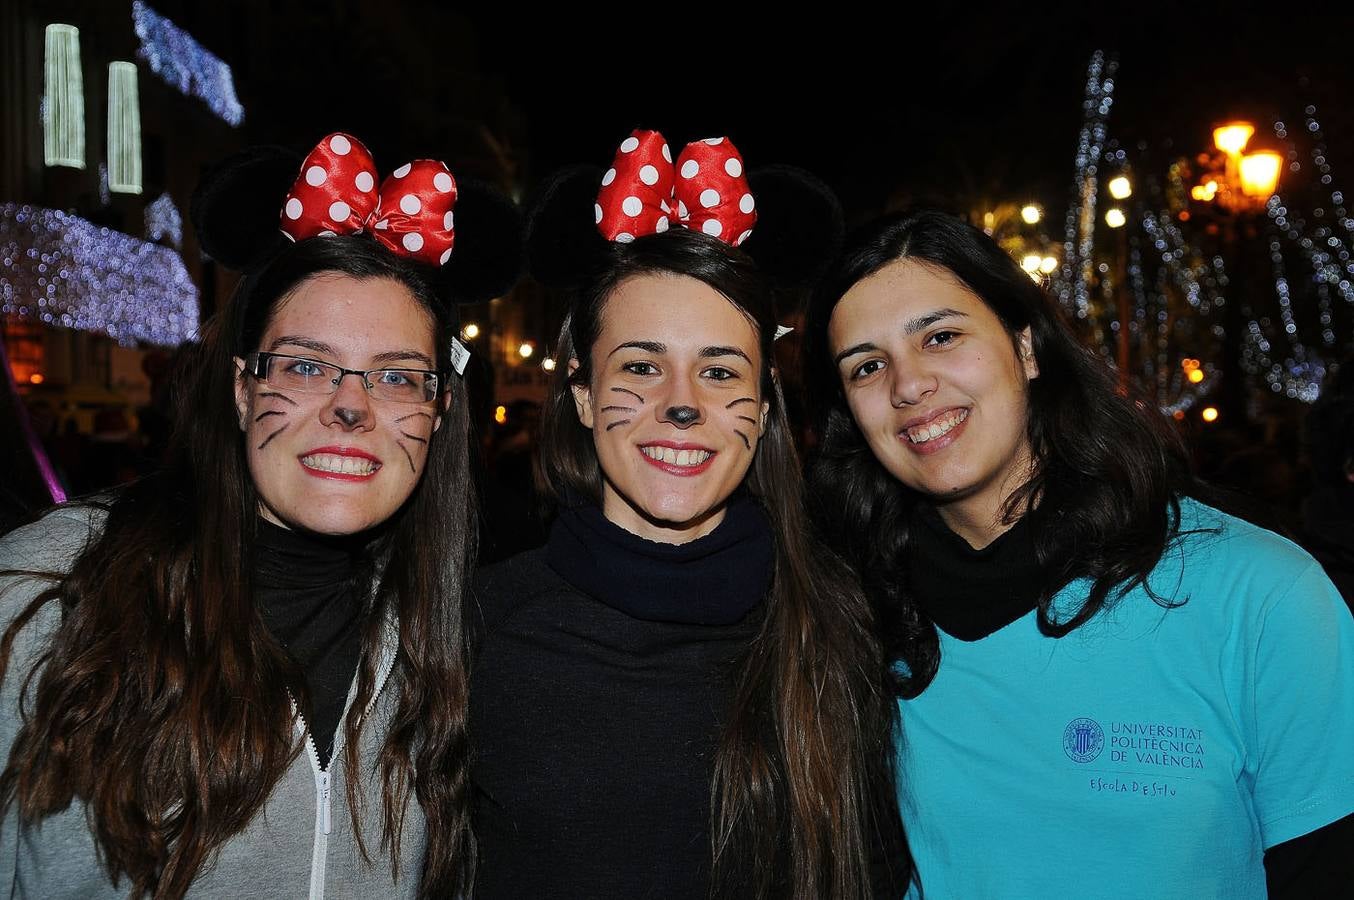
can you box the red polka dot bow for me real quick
[279,132,457,267]
[595,130,757,246]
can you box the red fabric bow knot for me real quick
[279,132,457,267]
[595,130,756,246]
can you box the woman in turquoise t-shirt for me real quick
[802,209,1354,898]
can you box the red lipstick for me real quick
[637,441,717,477]
[298,446,383,481]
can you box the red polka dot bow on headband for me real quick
[279,132,457,267]
[595,130,757,246]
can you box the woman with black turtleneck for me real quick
[470,131,904,900]
[254,520,367,769]
[473,498,771,897]
[804,210,1354,899]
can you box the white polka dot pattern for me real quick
[594,128,757,246]
[278,132,458,267]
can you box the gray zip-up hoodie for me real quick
[0,506,426,898]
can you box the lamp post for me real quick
[1104,179,1133,389]
[1191,120,1283,422]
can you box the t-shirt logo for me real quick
[1063,717,1105,763]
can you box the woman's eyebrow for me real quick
[834,342,877,366]
[699,346,752,364]
[607,340,665,358]
[270,335,336,355]
[371,349,436,368]
[903,307,969,335]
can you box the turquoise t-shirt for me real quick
[895,499,1354,899]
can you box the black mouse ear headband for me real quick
[525,128,844,315]
[191,131,522,369]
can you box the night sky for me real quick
[169,3,1354,222]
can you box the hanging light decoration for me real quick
[1,204,199,347]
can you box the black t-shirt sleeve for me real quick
[1264,813,1354,898]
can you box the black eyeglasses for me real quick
[244,352,442,403]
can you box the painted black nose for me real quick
[334,406,368,428]
[666,405,700,426]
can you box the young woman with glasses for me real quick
[0,134,519,898]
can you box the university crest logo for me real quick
[1063,717,1104,763]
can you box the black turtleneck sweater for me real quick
[468,499,775,899]
[254,519,365,768]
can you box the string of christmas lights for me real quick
[1,203,199,347]
[1057,50,1117,320]
[144,192,183,248]
[132,1,243,127]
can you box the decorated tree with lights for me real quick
[1049,52,1353,423]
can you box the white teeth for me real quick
[905,409,968,444]
[301,453,379,475]
[640,446,711,466]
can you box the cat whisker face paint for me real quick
[234,273,443,536]
[571,272,769,543]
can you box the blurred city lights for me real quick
[1104,208,1126,228]
[1039,256,1058,274]
[1021,254,1042,273]
[1020,205,1041,225]
[518,342,534,359]
[541,357,556,372]
[461,322,480,340]
[494,405,507,424]
[1107,176,1132,200]
[1201,406,1219,423]
[29,373,45,385]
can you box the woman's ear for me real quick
[568,358,594,428]
[433,389,452,433]
[1018,327,1039,380]
[233,356,250,431]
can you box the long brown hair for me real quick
[0,236,477,898]
[539,229,899,899]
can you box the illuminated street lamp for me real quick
[1200,121,1282,213]
[1239,151,1283,199]
[1212,122,1255,157]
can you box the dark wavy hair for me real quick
[0,235,476,898]
[538,228,900,900]
[803,209,1196,697]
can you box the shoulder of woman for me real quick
[1167,497,1340,614]
[468,546,560,640]
[0,503,107,576]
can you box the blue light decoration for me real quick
[131,1,243,127]
[1056,50,1118,320]
[144,191,183,248]
[1,203,198,347]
